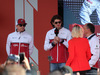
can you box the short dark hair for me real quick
[50,15,63,28]
[86,23,95,33]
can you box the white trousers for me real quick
[79,0,100,25]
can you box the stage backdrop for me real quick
[0,0,57,75]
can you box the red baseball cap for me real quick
[17,18,27,25]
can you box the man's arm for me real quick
[29,36,33,55]
[44,32,54,51]
[89,38,99,67]
[44,31,58,51]
[6,35,11,56]
[62,30,71,48]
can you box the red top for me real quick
[66,38,91,71]
[50,39,68,63]
[10,43,29,60]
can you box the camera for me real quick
[8,53,25,64]
[8,54,19,62]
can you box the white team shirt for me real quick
[87,34,99,67]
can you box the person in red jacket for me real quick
[6,18,33,61]
[44,15,71,72]
[66,24,91,75]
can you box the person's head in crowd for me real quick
[49,66,72,75]
[50,15,63,29]
[3,64,26,75]
[49,70,62,75]
[5,54,19,66]
[60,66,73,75]
[16,18,27,32]
[0,65,5,75]
[72,23,84,38]
[83,23,95,37]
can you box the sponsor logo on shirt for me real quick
[21,44,28,47]
[12,37,17,39]
[13,44,18,47]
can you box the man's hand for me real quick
[53,36,60,44]
[22,56,30,70]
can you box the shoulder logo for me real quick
[95,45,99,49]
[12,37,17,39]
[51,34,54,35]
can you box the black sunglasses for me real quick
[18,24,26,27]
[54,21,62,24]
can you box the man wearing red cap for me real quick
[6,18,33,61]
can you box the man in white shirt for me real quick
[44,15,71,72]
[6,18,33,60]
[83,23,99,75]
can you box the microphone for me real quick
[54,28,59,36]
